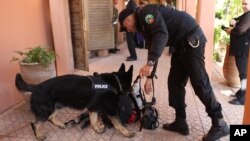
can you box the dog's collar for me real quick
[113,74,123,92]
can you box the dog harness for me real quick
[87,76,114,94]
[85,75,122,110]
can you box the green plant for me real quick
[11,45,56,67]
[213,0,243,62]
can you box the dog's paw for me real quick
[58,124,66,129]
[95,128,106,134]
[65,120,78,128]
[94,126,106,134]
[125,131,136,138]
[36,135,46,141]
[98,121,105,130]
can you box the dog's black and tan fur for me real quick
[15,64,135,140]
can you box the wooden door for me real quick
[87,0,114,50]
[69,0,114,70]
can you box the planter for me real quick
[20,61,56,85]
[19,61,56,104]
[223,47,241,88]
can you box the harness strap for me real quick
[86,76,95,94]
[128,93,141,122]
[113,74,123,92]
[131,75,142,122]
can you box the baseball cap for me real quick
[119,8,134,32]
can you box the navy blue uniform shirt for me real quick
[230,11,250,57]
[135,4,200,62]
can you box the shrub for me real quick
[11,45,56,67]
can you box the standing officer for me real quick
[109,0,120,53]
[227,0,250,105]
[119,2,229,141]
[125,0,138,61]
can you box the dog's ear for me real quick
[118,63,126,72]
[127,65,133,75]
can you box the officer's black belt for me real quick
[184,25,200,38]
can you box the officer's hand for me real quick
[144,78,153,94]
[225,27,233,34]
[139,64,153,78]
[229,19,236,27]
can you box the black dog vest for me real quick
[87,76,114,94]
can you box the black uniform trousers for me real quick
[168,38,223,119]
[235,55,248,80]
[126,32,137,59]
[235,55,248,98]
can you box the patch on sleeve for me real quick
[145,14,154,24]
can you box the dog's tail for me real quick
[15,73,33,92]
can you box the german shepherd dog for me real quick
[15,64,135,141]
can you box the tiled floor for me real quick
[0,43,244,141]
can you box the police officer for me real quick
[227,0,250,105]
[125,0,138,61]
[109,0,120,53]
[119,2,229,141]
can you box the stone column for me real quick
[243,50,250,124]
[196,0,216,76]
[49,0,74,75]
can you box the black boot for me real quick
[231,89,240,97]
[202,118,229,141]
[108,48,117,53]
[162,118,189,135]
[229,92,245,105]
[114,47,120,51]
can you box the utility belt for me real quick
[175,26,207,53]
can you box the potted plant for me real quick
[12,45,57,84]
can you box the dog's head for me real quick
[116,63,133,92]
[99,63,133,94]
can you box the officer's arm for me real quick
[139,7,168,78]
[232,13,250,35]
[142,8,169,62]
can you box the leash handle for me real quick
[138,76,146,104]
[151,76,156,105]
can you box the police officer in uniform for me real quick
[109,0,120,53]
[125,0,138,61]
[119,2,229,141]
[227,0,250,105]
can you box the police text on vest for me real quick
[94,84,108,89]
